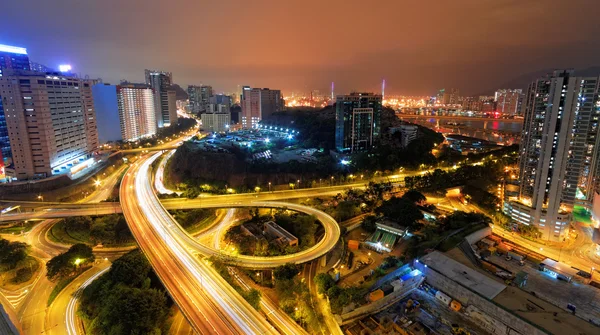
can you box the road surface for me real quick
[121,152,278,334]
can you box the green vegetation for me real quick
[0,221,36,235]
[169,208,217,234]
[0,238,28,270]
[0,238,40,287]
[79,250,171,335]
[325,285,368,314]
[314,273,336,294]
[272,264,321,332]
[210,258,262,310]
[46,243,94,281]
[48,215,133,247]
[376,196,424,232]
[225,210,319,256]
[406,211,491,257]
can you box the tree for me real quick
[245,289,262,310]
[110,250,151,287]
[441,211,490,231]
[273,263,299,281]
[0,238,28,270]
[314,273,335,295]
[361,215,378,233]
[401,190,426,205]
[381,256,400,269]
[46,243,94,281]
[376,197,424,230]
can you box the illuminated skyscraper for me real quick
[117,84,157,141]
[335,92,382,152]
[506,70,600,241]
[145,69,176,128]
[0,44,30,74]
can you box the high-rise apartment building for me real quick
[0,70,99,180]
[145,69,176,128]
[187,85,201,114]
[200,85,212,112]
[506,70,600,241]
[495,89,523,116]
[117,84,157,141]
[0,44,30,74]
[187,85,213,114]
[335,92,382,152]
[240,87,283,128]
[92,83,157,143]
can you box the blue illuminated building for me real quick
[0,44,30,75]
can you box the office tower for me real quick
[506,70,600,241]
[0,70,99,180]
[118,84,157,141]
[495,89,523,116]
[144,69,175,128]
[201,112,230,133]
[335,92,382,152]
[0,44,30,74]
[240,87,283,128]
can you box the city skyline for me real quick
[2,1,600,96]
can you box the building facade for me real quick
[507,70,600,241]
[145,69,176,128]
[495,89,523,116]
[187,85,201,114]
[335,92,382,152]
[0,70,99,179]
[201,112,230,133]
[241,87,283,128]
[0,44,30,74]
[117,84,157,141]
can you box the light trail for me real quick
[65,266,110,335]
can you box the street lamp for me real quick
[268,182,272,192]
[37,195,43,202]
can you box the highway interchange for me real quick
[2,125,600,334]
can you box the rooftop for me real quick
[419,251,506,299]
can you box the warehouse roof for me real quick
[418,251,506,299]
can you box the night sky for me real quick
[3,0,600,95]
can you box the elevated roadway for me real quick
[121,152,278,334]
